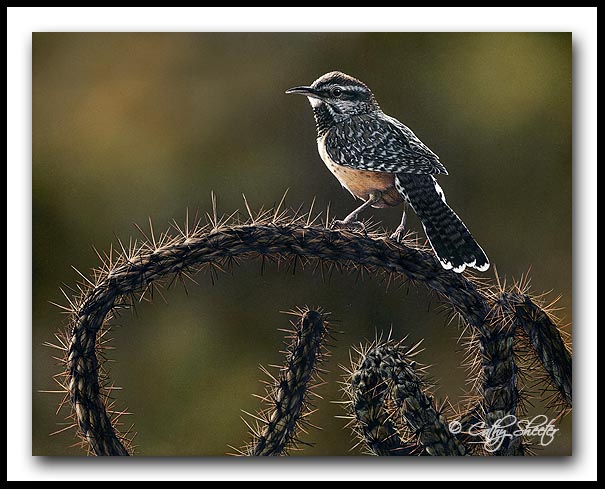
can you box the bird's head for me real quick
[286,71,380,120]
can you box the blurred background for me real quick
[33,33,571,456]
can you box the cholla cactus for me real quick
[238,308,331,456]
[343,337,466,456]
[45,196,571,455]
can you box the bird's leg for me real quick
[389,201,408,242]
[333,191,382,231]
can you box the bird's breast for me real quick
[317,135,402,208]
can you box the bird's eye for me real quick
[332,87,343,97]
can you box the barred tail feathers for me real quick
[394,173,489,273]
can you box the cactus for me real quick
[237,308,331,456]
[45,197,571,455]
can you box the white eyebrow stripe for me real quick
[346,85,367,92]
[322,84,368,93]
[331,85,367,93]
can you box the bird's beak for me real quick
[285,86,321,99]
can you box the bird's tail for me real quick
[395,173,489,273]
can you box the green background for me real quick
[33,32,572,455]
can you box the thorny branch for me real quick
[47,200,572,455]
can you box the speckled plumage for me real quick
[324,113,447,175]
[287,71,489,273]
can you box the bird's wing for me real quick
[324,114,448,175]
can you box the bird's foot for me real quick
[333,219,366,233]
[389,225,406,243]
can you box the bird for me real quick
[285,71,489,273]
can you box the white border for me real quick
[9,6,596,481]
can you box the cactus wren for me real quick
[286,71,489,273]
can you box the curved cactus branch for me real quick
[344,339,421,456]
[241,308,330,456]
[504,292,572,407]
[476,322,525,455]
[46,203,571,455]
[345,339,467,456]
